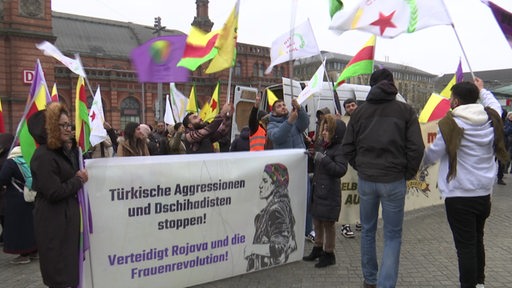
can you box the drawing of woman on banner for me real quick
[245,163,297,272]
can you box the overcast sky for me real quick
[52,0,512,76]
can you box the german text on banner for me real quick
[83,150,307,288]
[131,35,190,83]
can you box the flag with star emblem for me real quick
[88,86,108,147]
[329,0,452,38]
[199,82,220,122]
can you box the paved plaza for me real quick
[1,180,511,288]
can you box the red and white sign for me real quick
[23,70,34,84]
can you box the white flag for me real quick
[164,94,176,125]
[170,83,189,122]
[329,0,452,38]
[36,41,86,77]
[265,19,320,74]
[88,86,108,147]
[297,60,325,105]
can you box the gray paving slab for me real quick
[1,179,510,288]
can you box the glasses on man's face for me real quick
[58,123,73,130]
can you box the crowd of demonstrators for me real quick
[182,102,233,154]
[421,78,508,288]
[28,102,89,288]
[0,135,38,265]
[249,93,271,151]
[303,114,348,268]
[342,69,425,288]
[167,122,187,154]
[267,97,310,243]
[116,122,150,157]
[0,133,14,247]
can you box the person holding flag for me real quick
[29,102,88,288]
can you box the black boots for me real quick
[315,251,336,268]
[302,246,323,261]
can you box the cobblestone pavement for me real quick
[1,180,510,288]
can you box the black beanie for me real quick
[370,68,394,87]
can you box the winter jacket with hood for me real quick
[422,89,503,198]
[342,69,425,182]
[311,118,348,221]
[29,104,83,287]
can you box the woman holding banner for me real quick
[245,163,297,272]
[29,103,89,288]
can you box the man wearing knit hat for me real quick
[342,68,424,288]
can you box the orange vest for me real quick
[250,125,266,151]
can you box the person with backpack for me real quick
[0,145,38,264]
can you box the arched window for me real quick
[252,63,259,77]
[259,63,265,77]
[120,96,141,130]
[234,61,242,76]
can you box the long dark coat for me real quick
[0,158,37,254]
[311,120,348,221]
[31,144,82,287]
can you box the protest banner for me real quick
[84,149,307,288]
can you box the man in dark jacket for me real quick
[342,69,424,288]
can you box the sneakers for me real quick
[341,224,355,238]
[355,222,362,231]
[497,179,506,185]
[363,281,377,288]
[476,284,485,288]
[305,231,316,243]
[10,255,31,264]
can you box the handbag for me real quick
[11,157,37,202]
[11,178,37,202]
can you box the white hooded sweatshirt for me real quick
[422,89,502,198]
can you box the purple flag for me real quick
[130,35,190,83]
[455,60,463,83]
[485,0,512,48]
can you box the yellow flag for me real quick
[267,88,278,107]
[439,75,456,98]
[199,82,220,122]
[205,0,239,73]
[186,85,198,113]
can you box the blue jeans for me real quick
[358,178,406,288]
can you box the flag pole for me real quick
[288,0,298,99]
[450,24,475,79]
[227,67,233,104]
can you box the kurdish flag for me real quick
[335,35,376,87]
[177,27,220,71]
[19,60,51,165]
[199,82,220,122]
[329,0,452,38]
[205,0,240,74]
[0,98,4,133]
[186,85,199,113]
[75,76,91,153]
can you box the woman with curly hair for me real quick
[116,122,149,157]
[303,114,347,268]
[29,102,89,288]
